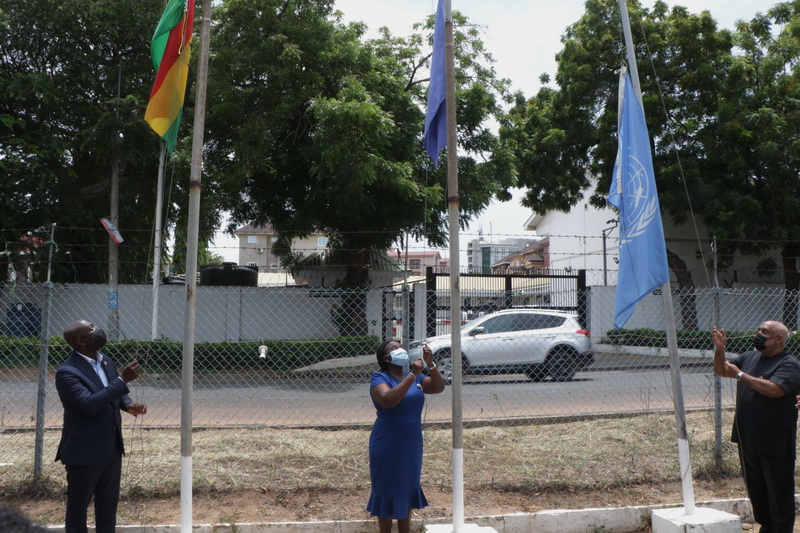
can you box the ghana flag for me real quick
[145,0,194,154]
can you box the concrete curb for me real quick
[290,346,716,380]
[43,498,756,533]
[292,354,375,377]
[592,343,711,360]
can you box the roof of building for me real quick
[292,248,404,272]
[404,250,442,257]
[236,224,329,238]
[235,224,276,235]
[492,239,547,267]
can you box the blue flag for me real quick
[424,0,447,167]
[608,68,669,328]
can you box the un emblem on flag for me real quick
[621,155,659,243]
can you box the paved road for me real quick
[0,365,736,428]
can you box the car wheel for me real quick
[546,347,578,382]
[524,364,547,382]
[435,350,466,385]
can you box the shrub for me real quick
[602,328,800,355]
[0,335,379,372]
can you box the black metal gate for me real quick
[381,287,416,342]
[425,267,587,337]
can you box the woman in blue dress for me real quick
[367,340,445,532]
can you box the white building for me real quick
[523,191,620,286]
[523,182,785,290]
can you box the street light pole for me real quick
[602,219,618,286]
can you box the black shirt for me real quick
[729,350,800,458]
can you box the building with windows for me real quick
[491,240,547,274]
[398,250,448,276]
[524,196,619,278]
[235,224,328,275]
[465,237,528,273]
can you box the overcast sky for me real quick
[212,0,780,260]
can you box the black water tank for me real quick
[200,263,258,286]
[6,302,42,337]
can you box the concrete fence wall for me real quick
[1,282,793,345]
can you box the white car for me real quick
[408,309,593,383]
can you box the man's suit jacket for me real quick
[55,351,132,466]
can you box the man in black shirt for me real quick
[713,321,800,533]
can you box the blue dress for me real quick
[366,371,428,519]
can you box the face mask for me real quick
[388,348,409,367]
[753,333,768,351]
[82,328,108,350]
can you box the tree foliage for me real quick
[0,0,222,283]
[205,0,516,287]
[2,0,154,282]
[2,0,516,286]
[503,0,800,295]
[706,2,800,285]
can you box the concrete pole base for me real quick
[425,524,498,533]
[652,507,742,533]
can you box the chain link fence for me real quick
[0,271,793,500]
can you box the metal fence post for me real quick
[33,281,53,484]
[426,267,436,338]
[577,270,588,329]
[381,290,392,341]
[33,223,57,483]
[402,283,410,348]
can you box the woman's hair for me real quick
[375,340,397,371]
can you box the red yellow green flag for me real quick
[144,0,194,154]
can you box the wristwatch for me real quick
[427,361,437,370]
[736,371,744,382]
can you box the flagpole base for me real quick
[652,507,741,533]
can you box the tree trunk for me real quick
[344,247,370,288]
[335,245,370,337]
[666,249,698,330]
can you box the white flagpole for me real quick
[180,0,212,530]
[617,0,696,514]
[151,142,166,340]
[442,0,465,530]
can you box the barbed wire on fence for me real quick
[3,225,798,290]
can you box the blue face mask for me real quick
[388,348,409,367]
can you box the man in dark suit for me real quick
[55,319,147,533]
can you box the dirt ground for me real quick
[15,477,759,528]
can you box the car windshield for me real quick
[462,311,569,334]
[460,314,488,331]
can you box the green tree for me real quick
[503,0,800,325]
[1,0,157,282]
[0,0,222,284]
[504,0,732,218]
[702,1,800,324]
[205,0,516,288]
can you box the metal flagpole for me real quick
[711,236,723,470]
[617,0,696,514]
[180,0,212,530]
[442,0,465,530]
[151,143,167,340]
[108,62,122,341]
